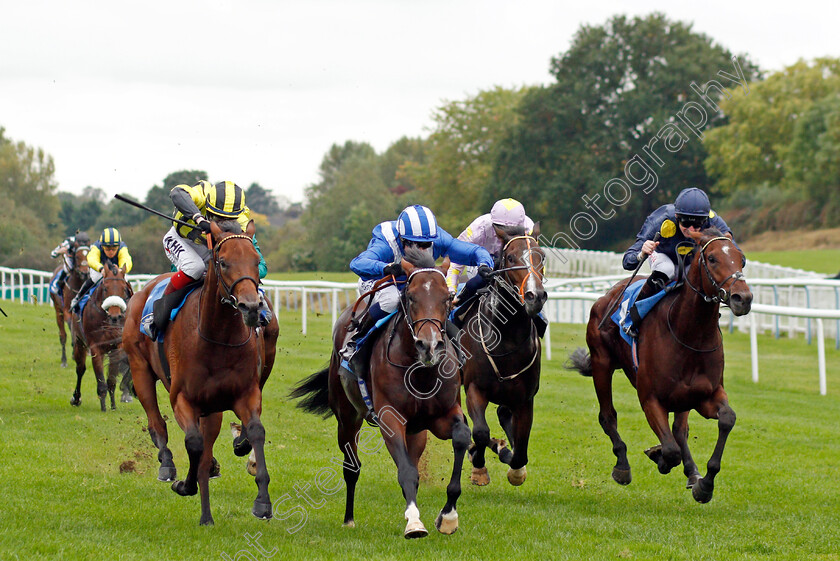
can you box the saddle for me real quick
[611,279,677,346]
[140,279,202,342]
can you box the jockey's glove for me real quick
[194,215,212,234]
[477,264,494,280]
[383,263,403,277]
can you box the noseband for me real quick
[212,234,260,308]
[686,236,745,305]
[400,268,449,342]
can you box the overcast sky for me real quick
[1,0,836,206]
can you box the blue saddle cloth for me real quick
[611,279,674,346]
[139,279,199,342]
[339,310,398,374]
[76,281,99,315]
[49,274,62,297]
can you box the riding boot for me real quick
[71,277,95,313]
[452,274,487,328]
[445,320,466,366]
[153,271,199,337]
[625,270,670,338]
[339,303,387,380]
[56,269,68,296]
[257,290,272,327]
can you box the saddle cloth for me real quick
[139,279,199,342]
[611,279,673,346]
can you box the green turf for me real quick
[0,299,838,561]
[748,250,840,275]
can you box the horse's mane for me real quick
[496,224,526,237]
[702,227,725,239]
[216,220,243,234]
[403,247,435,269]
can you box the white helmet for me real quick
[490,198,526,227]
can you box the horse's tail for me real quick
[289,366,333,418]
[564,347,593,377]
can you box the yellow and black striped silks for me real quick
[172,180,251,243]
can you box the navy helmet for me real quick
[397,205,438,242]
[674,188,711,218]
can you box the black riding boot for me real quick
[340,303,388,380]
[71,277,95,313]
[625,270,670,338]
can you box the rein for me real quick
[475,284,540,381]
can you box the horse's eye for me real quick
[219,259,228,270]
[708,255,717,265]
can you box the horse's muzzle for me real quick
[728,290,753,316]
[237,300,261,328]
[414,337,445,367]
[524,289,547,317]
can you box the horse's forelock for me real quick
[497,224,526,238]
[403,247,435,268]
[217,220,243,234]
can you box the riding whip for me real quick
[597,232,661,330]
[113,194,198,230]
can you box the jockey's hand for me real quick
[383,263,403,277]
[195,216,212,234]
[641,239,659,257]
[477,264,493,280]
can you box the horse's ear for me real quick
[688,230,704,244]
[120,265,127,276]
[493,224,511,244]
[246,219,256,239]
[210,220,222,238]
[437,256,451,275]
[530,221,541,239]
[401,258,416,277]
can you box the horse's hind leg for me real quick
[592,359,631,484]
[131,355,175,481]
[505,400,534,486]
[494,405,515,464]
[70,335,87,407]
[118,353,133,403]
[89,348,108,412]
[672,411,701,488]
[196,413,223,526]
[336,407,363,527]
[692,390,736,504]
[431,410,470,535]
[234,389,272,520]
[54,301,67,368]
[170,394,202,499]
[465,385,491,486]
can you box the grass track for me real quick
[0,299,838,560]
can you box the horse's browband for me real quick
[701,236,730,252]
[502,235,537,252]
[407,268,446,282]
[214,234,252,251]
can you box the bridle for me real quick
[493,235,546,305]
[683,236,745,305]
[399,267,449,343]
[211,234,260,309]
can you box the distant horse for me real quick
[459,225,547,487]
[566,229,752,503]
[122,220,279,525]
[69,262,134,410]
[49,242,90,367]
[291,249,470,538]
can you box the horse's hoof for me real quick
[692,479,714,504]
[507,466,527,486]
[612,467,632,485]
[70,397,80,407]
[252,500,272,520]
[343,520,356,528]
[644,445,663,463]
[199,516,214,526]
[470,466,490,486]
[246,451,257,477]
[158,466,177,482]
[404,519,428,539]
[61,361,67,368]
[120,393,133,403]
[686,474,701,489]
[435,510,459,535]
[171,479,197,496]
[209,458,221,479]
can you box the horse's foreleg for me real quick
[90,349,108,412]
[592,359,631,484]
[494,405,515,464]
[641,398,681,475]
[54,303,67,368]
[234,390,272,520]
[431,410,470,535]
[506,400,534,486]
[196,413,223,526]
[170,394,201,500]
[106,349,119,411]
[118,353,133,403]
[71,336,87,407]
[465,384,491,486]
[672,411,701,488]
[692,390,736,504]
[382,424,426,538]
[131,352,175,481]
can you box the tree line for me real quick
[2,13,838,273]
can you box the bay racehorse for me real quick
[122,219,279,525]
[566,228,752,502]
[459,224,546,487]
[49,241,90,367]
[291,249,470,538]
[70,262,134,410]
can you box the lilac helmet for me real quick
[490,198,526,227]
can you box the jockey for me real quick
[51,231,91,296]
[446,198,535,304]
[341,204,494,376]
[159,180,270,324]
[71,228,134,312]
[621,187,733,337]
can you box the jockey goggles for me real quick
[677,215,706,229]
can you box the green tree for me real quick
[705,58,840,196]
[489,14,759,247]
[144,169,209,211]
[245,182,281,215]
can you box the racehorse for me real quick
[122,220,279,525]
[70,262,134,410]
[565,228,752,503]
[49,241,90,367]
[459,225,546,487]
[291,249,470,538]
